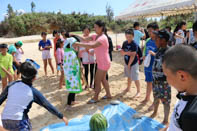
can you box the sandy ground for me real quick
[0,33,177,131]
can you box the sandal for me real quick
[101,96,112,100]
[87,99,98,104]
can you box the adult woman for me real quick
[74,20,112,104]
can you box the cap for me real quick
[15,41,23,46]
[0,43,8,48]
[153,29,170,41]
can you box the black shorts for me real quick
[13,62,21,74]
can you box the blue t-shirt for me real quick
[38,40,52,49]
[122,40,138,66]
[134,30,144,46]
[144,39,157,72]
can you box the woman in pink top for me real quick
[56,39,64,89]
[74,20,112,104]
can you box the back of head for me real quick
[20,62,37,82]
[162,44,197,80]
[133,22,140,28]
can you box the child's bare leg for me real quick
[43,59,48,76]
[59,71,64,89]
[123,78,132,95]
[134,80,140,98]
[142,82,152,103]
[48,59,54,74]
[2,77,8,91]
[162,103,170,125]
[150,98,160,118]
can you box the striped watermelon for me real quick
[89,113,108,131]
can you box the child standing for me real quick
[38,32,55,76]
[142,23,159,107]
[121,29,140,98]
[150,30,171,125]
[56,39,64,89]
[0,62,68,130]
[0,44,14,91]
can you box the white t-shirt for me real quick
[15,48,23,62]
[167,99,188,131]
[175,30,185,45]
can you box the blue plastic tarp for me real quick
[40,102,165,131]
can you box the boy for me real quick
[141,23,159,106]
[121,29,140,98]
[0,62,68,130]
[150,30,171,125]
[133,22,146,46]
[38,32,54,76]
[161,44,197,131]
[0,44,14,91]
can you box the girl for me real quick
[63,32,82,110]
[74,20,112,104]
[0,44,14,91]
[79,26,95,89]
[38,32,55,76]
[175,21,187,45]
[53,30,61,75]
[56,39,64,89]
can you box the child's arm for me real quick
[1,66,12,79]
[149,50,156,56]
[33,88,68,125]
[128,51,136,69]
[0,85,9,105]
[20,47,24,54]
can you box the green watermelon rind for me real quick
[89,113,108,131]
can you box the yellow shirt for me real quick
[0,53,14,78]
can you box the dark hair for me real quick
[166,26,171,31]
[56,39,63,50]
[193,21,197,32]
[53,30,59,37]
[82,26,91,32]
[125,29,134,35]
[60,29,66,34]
[41,32,47,36]
[151,22,159,30]
[147,23,153,29]
[133,22,140,28]
[162,44,197,79]
[179,21,186,29]
[20,62,37,82]
[95,20,105,32]
[64,31,70,38]
[0,43,8,48]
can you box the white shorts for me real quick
[42,50,51,60]
[124,63,139,81]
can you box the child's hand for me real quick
[62,117,69,125]
[149,50,155,56]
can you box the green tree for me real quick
[7,4,14,18]
[31,1,36,13]
[106,3,114,22]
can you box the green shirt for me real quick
[8,45,17,54]
[0,53,14,78]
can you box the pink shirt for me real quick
[92,34,111,71]
[56,48,64,64]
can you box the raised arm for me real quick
[72,34,93,42]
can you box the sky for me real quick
[0,0,134,21]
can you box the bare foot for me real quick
[133,92,140,98]
[162,120,169,126]
[150,112,157,118]
[148,104,154,111]
[122,88,130,95]
[141,99,149,104]
[71,101,79,105]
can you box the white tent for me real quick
[116,0,197,20]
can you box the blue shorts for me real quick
[144,70,153,82]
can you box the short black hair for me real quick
[125,29,134,35]
[53,30,59,37]
[41,32,47,36]
[60,29,66,34]
[166,26,171,31]
[20,62,37,82]
[179,21,186,28]
[0,43,8,48]
[133,22,140,28]
[193,21,197,32]
[82,26,91,32]
[95,20,106,31]
[162,44,197,79]
[147,22,159,30]
[64,31,70,38]
[147,23,153,29]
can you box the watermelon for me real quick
[89,113,108,131]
